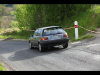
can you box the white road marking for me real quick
[86,43,100,47]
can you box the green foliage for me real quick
[10,20,18,28]
[15,4,92,30]
[0,29,34,39]
[10,11,15,16]
[70,35,94,43]
[14,4,93,41]
[1,4,96,41]
[0,4,17,29]
[0,63,5,71]
[0,9,2,12]
[15,4,29,29]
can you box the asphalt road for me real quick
[1,36,100,71]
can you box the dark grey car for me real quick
[29,26,69,52]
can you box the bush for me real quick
[15,4,92,30]
[10,11,15,16]
[10,20,18,28]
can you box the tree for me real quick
[15,4,92,30]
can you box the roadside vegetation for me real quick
[0,63,5,71]
[69,35,95,43]
[0,28,33,39]
[0,4,100,41]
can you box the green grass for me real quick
[0,63,5,71]
[70,35,95,43]
[0,5,100,41]
[0,29,34,40]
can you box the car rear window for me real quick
[43,27,66,36]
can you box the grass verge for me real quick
[69,35,95,43]
[0,29,34,40]
[0,63,5,71]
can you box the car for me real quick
[29,26,69,52]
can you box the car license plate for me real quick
[51,35,61,39]
[53,35,59,39]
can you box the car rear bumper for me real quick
[40,37,69,47]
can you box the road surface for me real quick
[0,34,100,71]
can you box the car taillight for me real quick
[63,34,68,37]
[41,37,48,41]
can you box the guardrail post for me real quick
[74,21,78,39]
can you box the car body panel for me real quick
[40,37,69,47]
[29,26,69,48]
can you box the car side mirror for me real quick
[30,35,33,37]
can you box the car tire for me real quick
[38,43,44,52]
[63,43,68,49]
[29,41,34,49]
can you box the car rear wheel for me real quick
[38,43,44,52]
[63,43,68,49]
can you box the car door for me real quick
[31,29,38,46]
[35,29,42,46]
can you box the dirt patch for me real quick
[2,37,14,41]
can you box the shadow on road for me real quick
[8,46,68,61]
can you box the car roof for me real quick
[38,26,62,30]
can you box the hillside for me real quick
[0,4,17,29]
